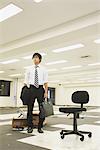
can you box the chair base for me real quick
[60,129,92,141]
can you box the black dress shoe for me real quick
[38,128,44,133]
[27,127,33,133]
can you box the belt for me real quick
[30,84,43,88]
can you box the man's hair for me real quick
[32,53,42,62]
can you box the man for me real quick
[24,53,48,133]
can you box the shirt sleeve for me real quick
[43,69,48,84]
[24,69,30,85]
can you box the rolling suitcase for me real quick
[12,118,27,130]
[12,112,47,130]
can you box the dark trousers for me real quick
[27,85,45,129]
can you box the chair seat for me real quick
[59,107,86,113]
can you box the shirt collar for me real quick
[33,64,40,68]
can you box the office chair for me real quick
[59,91,92,141]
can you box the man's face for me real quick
[33,56,40,64]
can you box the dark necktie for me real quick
[34,65,39,88]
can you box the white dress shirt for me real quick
[24,64,48,86]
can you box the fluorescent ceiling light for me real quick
[62,65,82,70]
[88,62,100,66]
[72,81,85,83]
[78,78,92,81]
[0,3,23,22]
[87,80,100,83]
[9,74,22,77]
[47,69,58,72]
[49,80,60,83]
[0,59,20,64]
[46,60,67,65]
[23,53,46,59]
[61,81,70,84]
[23,55,32,60]
[77,81,85,83]
[94,38,100,44]
[0,71,4,73]
[96,77,100,79]
[34,0,43,3]
[52,44,84,53]
[24,65,33,69]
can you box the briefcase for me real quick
[12,113,47,130]
[42,100,54,117]
[12,118,27,130]
[12,114,39,130]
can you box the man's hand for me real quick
[44,83,48,99]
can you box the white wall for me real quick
[16,78,24,107]
[55,85,100,106]
[0,78,100,107]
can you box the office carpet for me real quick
[0,106,100,150]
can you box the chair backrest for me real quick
[72,91,89,105]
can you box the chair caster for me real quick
[88,133,92,138]
[80,136,84,141]
[61,135,64,139]
[60,131,63,135]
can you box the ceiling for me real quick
[0,0,100,86]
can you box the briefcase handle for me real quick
[44,98,48,102]
[43,98,53,105]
